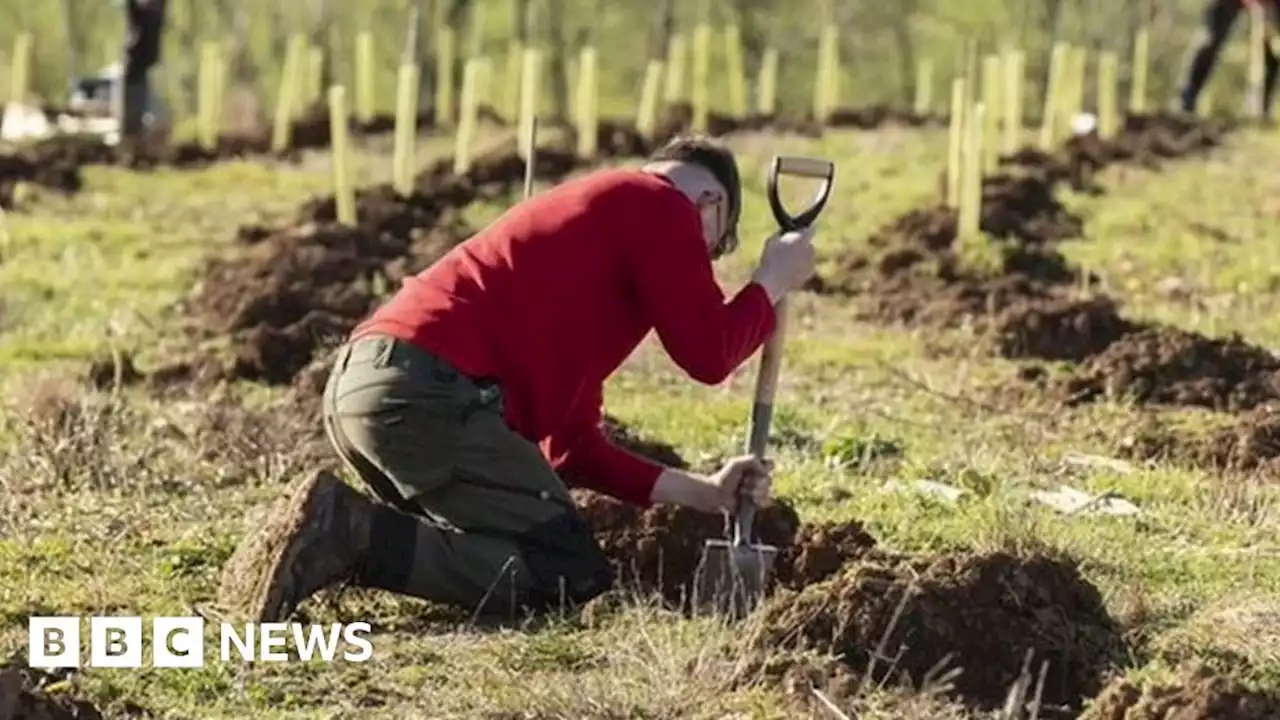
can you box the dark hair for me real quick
[648,135,742,257]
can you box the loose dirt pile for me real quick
[805,111,1225,329]
[195,218,469,385]
[1112,113,1232,165]
[573,489,876,606]
[0,663,137,720]
[0,135,98,207]
[802,124,1102,328]
[20,104,441,169]
[0,103,502,208]
[1120,405,1280,474]
[652,103,823,144]
[0,109,429,208]
[585,119,652,158]
[1185,406,1280,472]
[999,147,1084,189]
[565,426,885,611]
[826,105,944,129]
[748,550,1122,711]
[979,171,1086,244]
[805,192,1083,327]
[1010,112,1230,191]
[769,522,880,590]
[1081,666,1280,720]
[805,112,1280,425]
[991,295,1141,362]
[187,144,594,386]
[1055,327,1280,412]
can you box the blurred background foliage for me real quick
[0,0,1254,126]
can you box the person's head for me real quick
[642,135,742,259]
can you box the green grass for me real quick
[2,122,1280,717]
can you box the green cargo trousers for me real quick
[321,334,615,615]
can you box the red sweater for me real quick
[352,168,776,506]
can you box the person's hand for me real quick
[707,454,774,513]
[751,226,816,303]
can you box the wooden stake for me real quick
[946,78,966,208]
[454,58,484,175]
[518,47,542,160]
[329,85,356,225]
[664,33,686,103]
[637,59,664,139]
[1002,49,1023,154]
[575,46,598,158]
[758,47,779,115]
[1130,26,1149,114]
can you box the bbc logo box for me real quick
[29,616,373,668]
[29,617,205,669]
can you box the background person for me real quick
[1179,0,1280,116]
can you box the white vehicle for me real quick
[1,63,169,145]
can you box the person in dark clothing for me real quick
[121,0,166,137]
[1179,0,1280,116]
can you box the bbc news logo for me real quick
[28,617,373,668]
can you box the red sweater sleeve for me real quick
[623,183,777,384]
[542,383,664,507]
[541,177,776,508]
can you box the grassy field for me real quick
[2,115,1280,719]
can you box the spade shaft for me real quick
[695,154,835,619]
[523,116,538,200]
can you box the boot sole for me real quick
[218,469,347,623]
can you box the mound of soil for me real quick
[1000,147,1084,189]
[652,103,822,145]
[998,113,1224,194]
[190,143,597,386]
[592,119,652,158]
[399,147,583,211]
[827,105,943,129]
[1121,405,1280,474]
[1056,327,1280,412]
[1197,406,1280,472]
[574,490,875,606]
[771,522,879,589]
[808,195,1084,327]
[60,105,441,169]
[979,172,1084,245]
[1006,113,1229,194]
[1117,112,1229,164]
[0,106,444,206]
[574,489,798,605]
[748,550,1121,710]
[991,295,1141,362]
[1082,666,1280,720]
[0,136,94,207]
[199,218,468,384]
[0,664,120,720]
[838,260,1071,328]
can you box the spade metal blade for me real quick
[692,537,778,619]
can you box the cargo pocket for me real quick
[331,340,468,500]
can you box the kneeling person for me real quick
[219,136,817,621]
